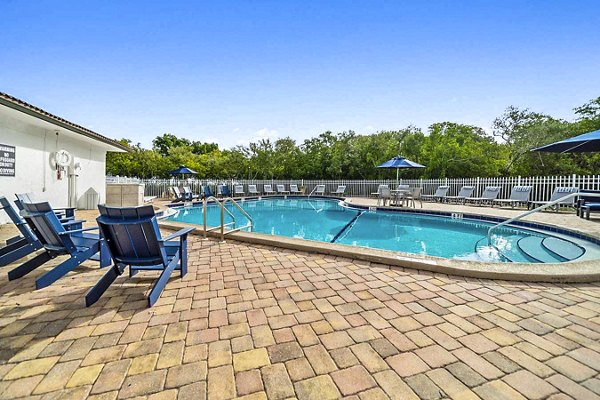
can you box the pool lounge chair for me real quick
[528,187,578,212]
[86,205,194,307]
[289,184,302,194]
[248,185,260,195]
[443,186,475,204]
[276,184,290,194]
[263,184,276,195]
[312,185,326,196]
[421,185,449,202]
[465,186,501,206]
[234,185,245,196]
[493,186,532,208]
[8,201,110,289]
[332,185,346,196]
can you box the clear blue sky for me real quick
[2,1,599,149]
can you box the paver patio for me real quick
[0,205,599,399]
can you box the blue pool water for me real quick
[166,198,599,263]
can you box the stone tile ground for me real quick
[0,211,599,399]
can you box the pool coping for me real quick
[160,196,600,283]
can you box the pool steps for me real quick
[478,234,586,264]
[517,237,565,263]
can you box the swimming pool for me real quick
[166,197,600,264]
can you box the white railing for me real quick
[109,174,600,202]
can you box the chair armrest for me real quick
[160,227,196,242]
[61,219,86,227]
[58,226,99,235]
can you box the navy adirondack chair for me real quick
[0,196,43,266]
[8,202,110,289]
[203,185,213,199]
[15,193,76,220]
[86,205,195,307]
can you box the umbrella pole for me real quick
[396,168,399,188]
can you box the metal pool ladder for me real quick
[203,196,254,241]
[486,192,597,244]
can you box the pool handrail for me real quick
[202,196,254,241]
[486,192,600,243]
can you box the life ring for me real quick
[54,149,73,167]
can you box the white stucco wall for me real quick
[0,105,116,223]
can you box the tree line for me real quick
[106,97,600,180]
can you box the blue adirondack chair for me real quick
[15,193,76,221]
[0,196,43,266]
[85,205,195,307]
[203,185,213,199]
[8,201,110,289]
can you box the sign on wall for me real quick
[0,144,15,177]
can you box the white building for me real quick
[0,92,128,221]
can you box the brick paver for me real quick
[0,223,600,399]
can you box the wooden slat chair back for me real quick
[8,201,109,289]
[0,196,43,266]
[86,205,195,307]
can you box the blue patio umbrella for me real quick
[531,129,600,153]
[376,156,425,185]
[168,165,197,179]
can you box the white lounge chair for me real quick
[444,186,475,204]
[529,187,578,212]
[263,184,276,195]
[289,184,302,194]
[332,185,346,196]
[276,184,289,194]
[493,186,532,208]
[234,185,245,196]
[465,186,501,206]
[312,185,326,196]
[248,185,259,195]
[421,185,450,202]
